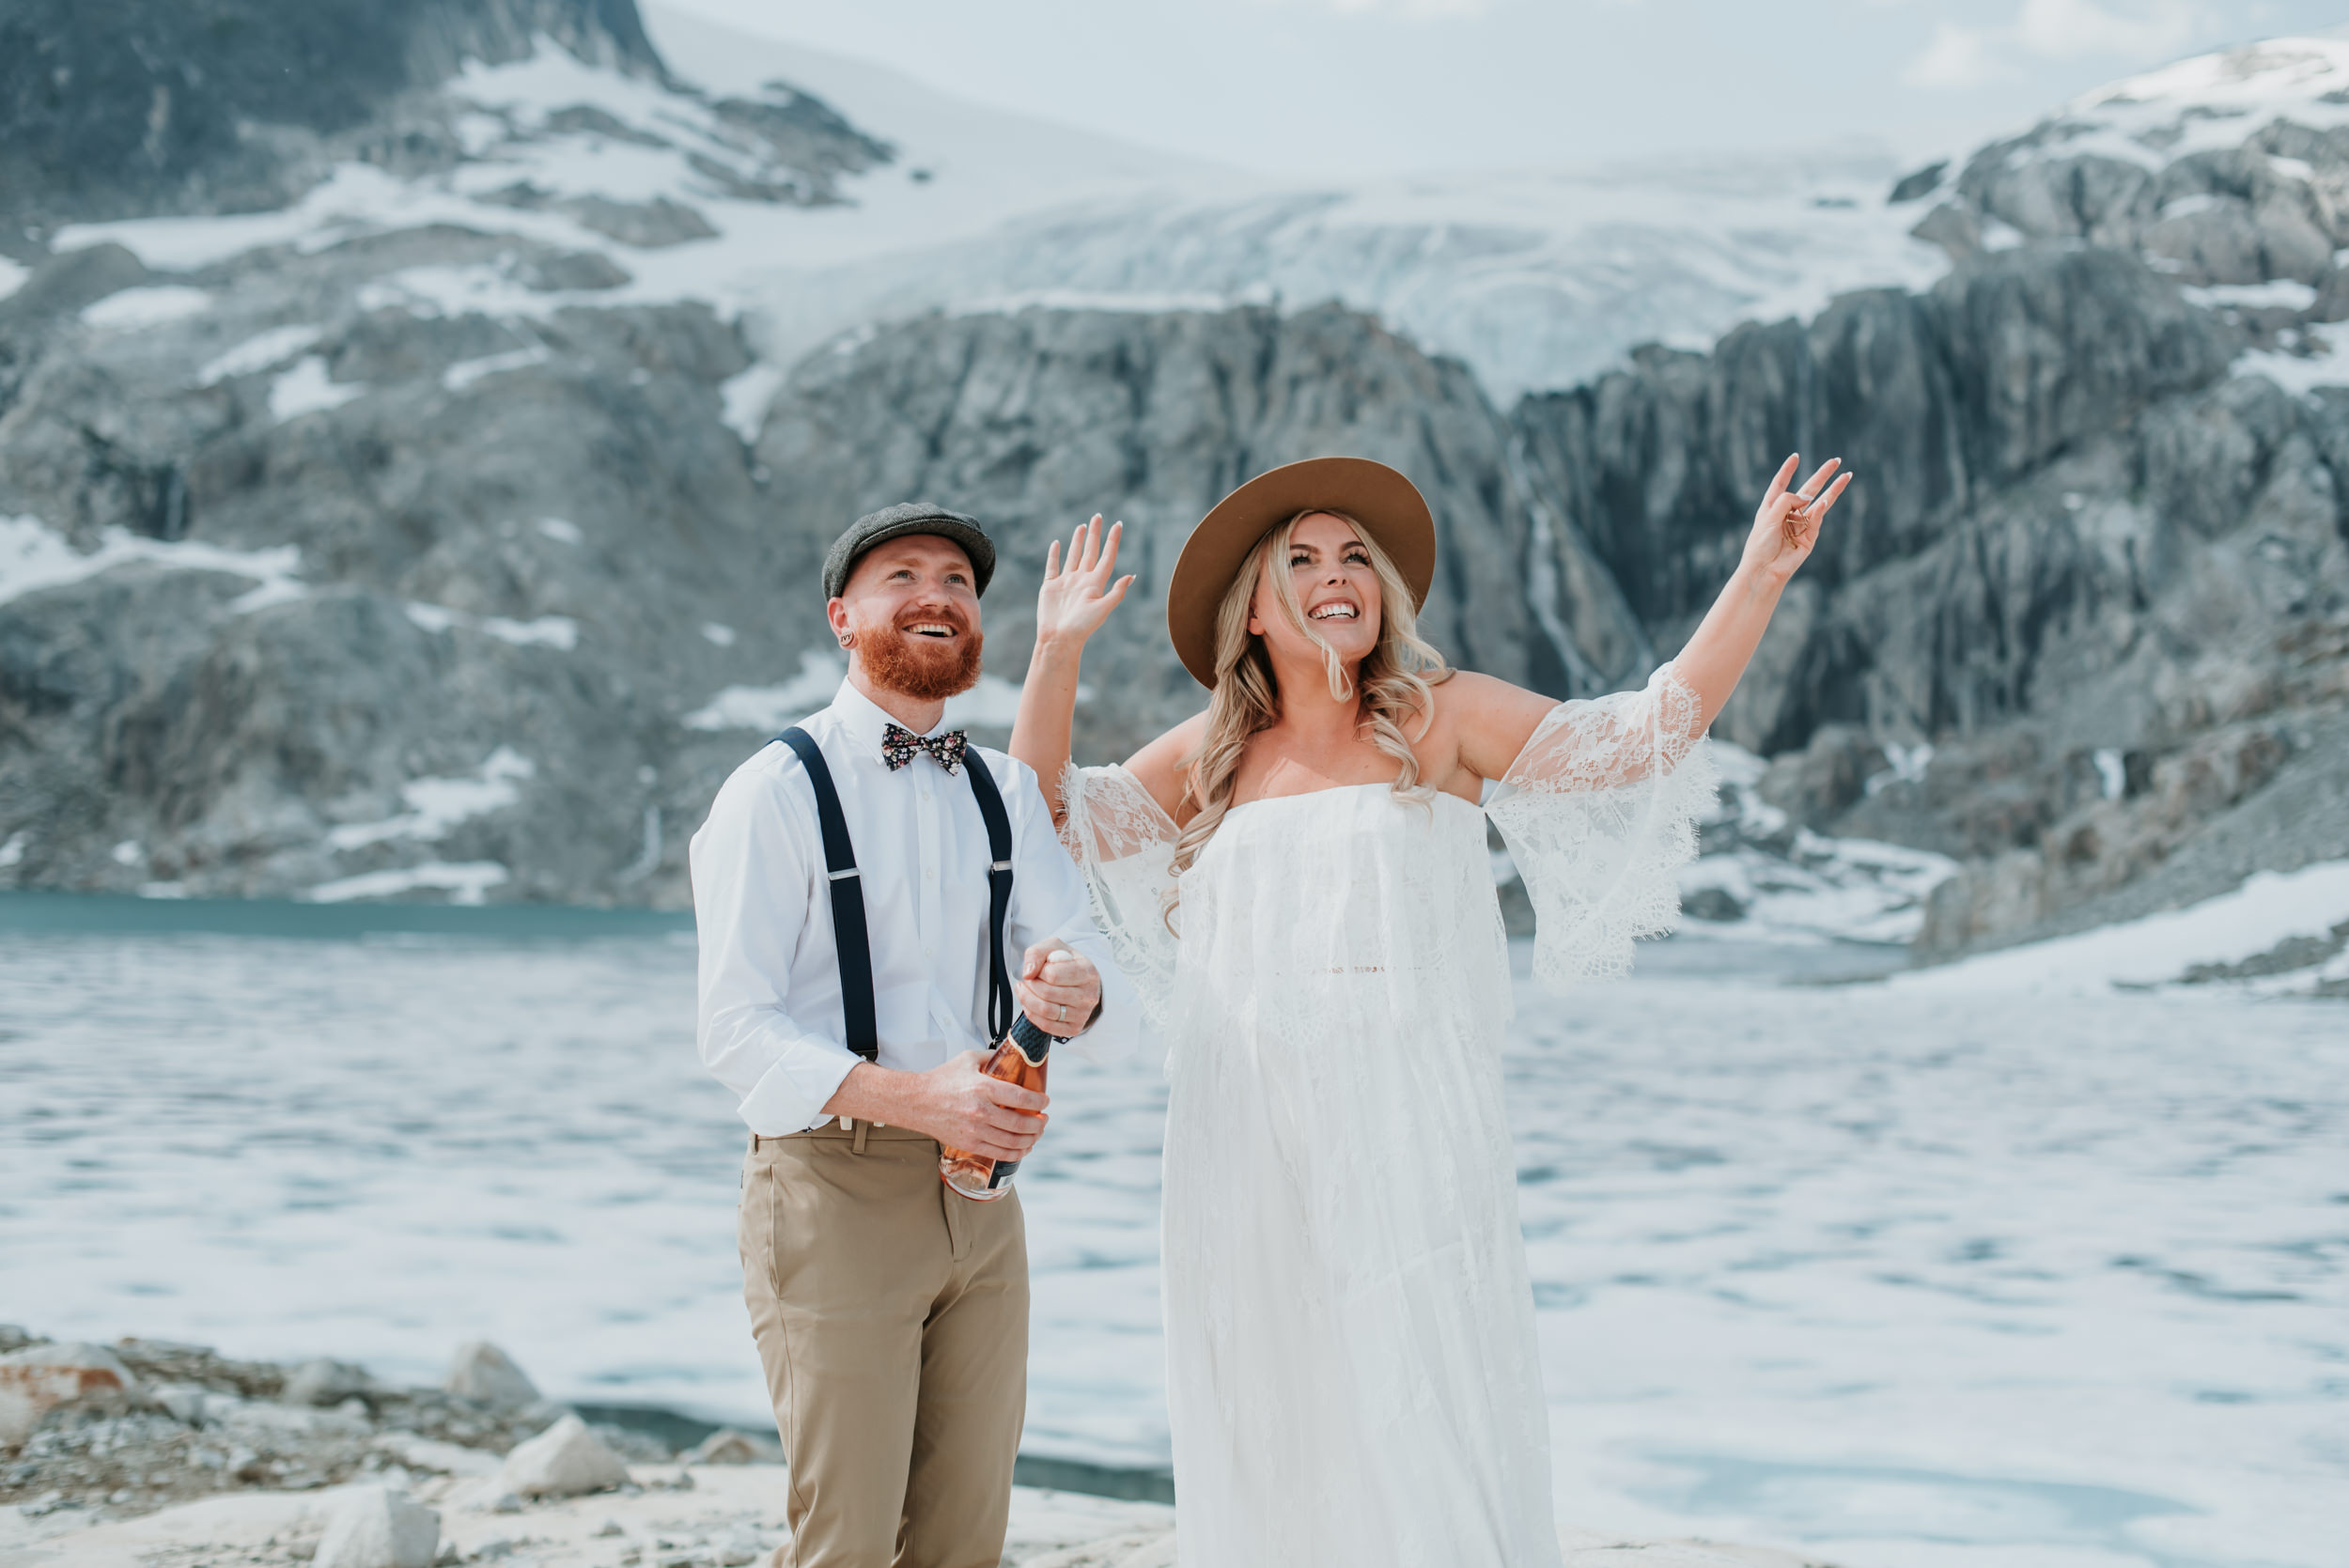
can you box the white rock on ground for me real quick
[443,1343,539,1410]
[496,1413,628,1499]
[685,1429,764,1465]
[0,1466,1843,1568]
[311,1486,439,1568]
[0,1342,142,1447]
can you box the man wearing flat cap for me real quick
[690,504,1138,1568]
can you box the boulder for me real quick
[498,1413,629,1498]
[0,1342,142,1447]
[443,1343,540,1410]
[283,1358,379,1408]
[685,1429,765,1465]
[313,1486,440,1568]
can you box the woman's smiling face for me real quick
[1248,511,1383,669]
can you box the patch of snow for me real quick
[268,357,365,423]
[2235,320,2349,396]
[0,256,29,304]
[443,342,552,392]
[327,748,536,851]
[1891,859,2349,996]
[0,515,304,612]
[403,601,577,650]
[718,362,785,444]
[536,518,583,545]
[81,286,212,331]
[111,840,144,867]
[2159,193,2223,219]
[2186,279,2320,311]
[2092,748,2126,801]
[1865,741,1934,796]
[303,861,512,906]
[0,831,24,868]
[1678,742,1958,945]
[198,324,326,386]
[482,614,580,650]
[700,622,737,647]
[1978,216,2026,251]
[682,650,844,731]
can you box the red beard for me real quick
[848,609,985,702]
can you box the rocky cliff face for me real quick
[752,302,1615,760]
[0,0,663,230]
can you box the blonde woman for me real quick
[1010,455,1851,1567]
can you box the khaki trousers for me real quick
[739,1121,1029,1568]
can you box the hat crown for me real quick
[824,502,997,599]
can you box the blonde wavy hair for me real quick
[1170,509,1453,886]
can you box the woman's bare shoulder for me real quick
[1124,711,1207,821]
[1429,671,1563,782]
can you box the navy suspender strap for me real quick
[962,758,1018,1043]
[771,726,1018,1060]
[775,727,879,1063]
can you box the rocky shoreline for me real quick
[0,1328,1837,1567]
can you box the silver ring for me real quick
[1056,1004,1068,1022]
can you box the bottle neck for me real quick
[1006,1014,1053,1063]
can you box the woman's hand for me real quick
[1035,515,1136,651]
[1739,455,1852,585]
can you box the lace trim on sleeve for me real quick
[1058,762,1182,1030]
[1485,662,1718,995]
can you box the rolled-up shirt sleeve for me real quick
[1000,756,1142,1063]
[689,758,862,1136]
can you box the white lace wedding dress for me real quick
[1058,666,1716,1568]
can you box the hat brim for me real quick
[1165,458,1437,689]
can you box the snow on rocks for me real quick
[313,1485,441,1568]
[443,1343,539,1411]
[494,1414,628,1500]
[0,1342,143,1446]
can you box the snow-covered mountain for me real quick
[3,4,2346,987]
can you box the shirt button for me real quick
[920,788,931,801]
[925,867,936,880]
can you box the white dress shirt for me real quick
[690,679,1139,1136]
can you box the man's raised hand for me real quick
[1034,515,1135,650]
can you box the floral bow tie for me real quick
[882,722,969,775]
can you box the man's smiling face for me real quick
[830,534,986,703]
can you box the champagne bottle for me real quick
[939,1015,1052,1201]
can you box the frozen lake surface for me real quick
[3,896,2342,1568]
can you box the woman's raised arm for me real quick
[1009,515,1135,822]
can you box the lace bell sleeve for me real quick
[1484,661,1719,995]
[1057,762,1182,1029]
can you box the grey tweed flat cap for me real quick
[823,502,996,599]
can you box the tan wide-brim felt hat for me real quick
[1165,457,1437,688]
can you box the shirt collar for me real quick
[827,678,954,755]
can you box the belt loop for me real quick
[850,1118,870,1156]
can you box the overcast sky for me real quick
[650,0,2344,178]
